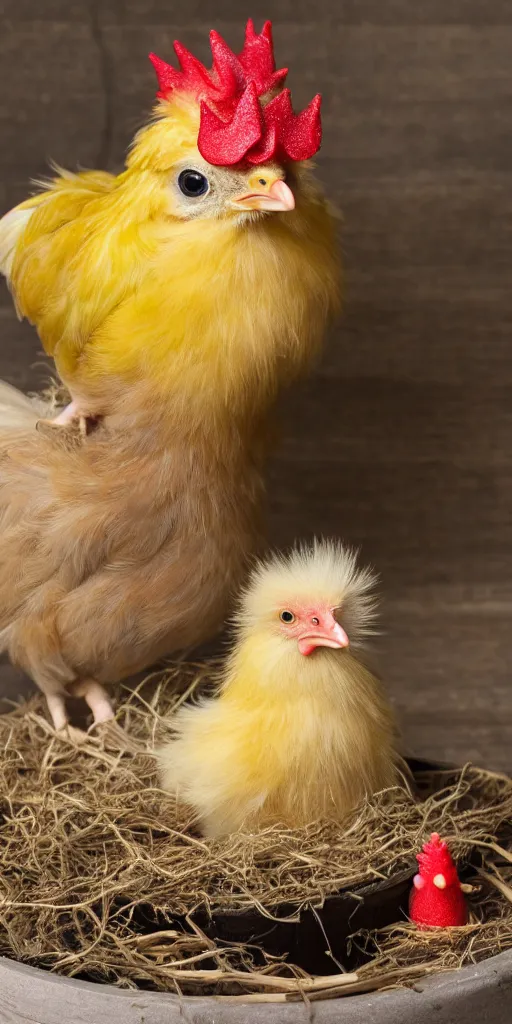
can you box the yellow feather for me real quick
[160,544,399,837]
[0,95,340,428]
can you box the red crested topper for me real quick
[409,833,468,929]
[149,20,322,166]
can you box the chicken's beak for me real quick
[231,175,295,213]
[298,615,349,657]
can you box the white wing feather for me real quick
[0,207,35,279]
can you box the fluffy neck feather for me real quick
[80,184,339,437]
[222,631,365,710]
[218,630,397,811]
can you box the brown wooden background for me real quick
[0,1,511,770]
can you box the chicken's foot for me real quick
[53,400,92,437]
[47,681,139,751]
[35,399,96,438]
[69,679,140,750]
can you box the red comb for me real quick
[416,833,457,878]
[148,19,322,166]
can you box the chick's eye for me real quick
[178,169,209,198]
[280,610,295,624]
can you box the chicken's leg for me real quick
[71,678,115,725]
[45,692,69,732]
[71,679,141,752]
[45,680,114,733]
[45,691,91,745]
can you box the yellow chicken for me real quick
[159,542,399,837]
[0,19,339,428]
[0,22,339,735]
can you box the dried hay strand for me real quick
[0,661,511,1001]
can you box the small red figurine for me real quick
[409,832,468,928]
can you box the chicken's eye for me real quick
[178,170,210,198]
[280,610,295,624]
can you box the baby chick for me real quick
[160,541,399,837]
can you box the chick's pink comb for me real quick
[149,19,322,166]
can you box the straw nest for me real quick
[0,661,511,1003]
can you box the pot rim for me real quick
[1,950,512,1023]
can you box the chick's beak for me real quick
[232,175,295,213]
[298,614,349,657]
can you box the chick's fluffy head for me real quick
[237,540,378,646]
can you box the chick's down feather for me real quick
[160,542,400,836]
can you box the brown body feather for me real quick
[0,381,263,702]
